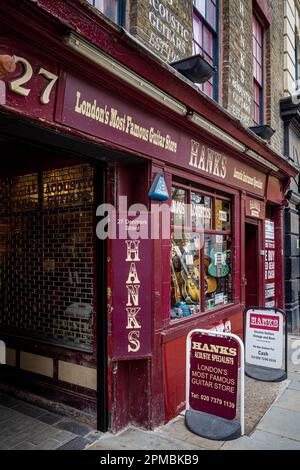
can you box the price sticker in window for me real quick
[185,254,194,266]
[218,210,227,222]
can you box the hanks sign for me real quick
[188,332,239,420]
[111,214,152,360]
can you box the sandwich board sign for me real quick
[244,308,287,382]
[185,329,244,441]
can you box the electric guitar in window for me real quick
[207,242,230,278]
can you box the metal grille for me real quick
[0,164,95,352]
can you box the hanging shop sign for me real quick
[244,307,287,382]
[185,329,244,441]
[265,219,276,308]
[60,73,266,197]
[245,197,265,219]
[111,213,152,360]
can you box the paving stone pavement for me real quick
[88,334,300,451]
[1,334,300,450]
[0,393,102,450]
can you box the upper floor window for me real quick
[192,0,218,100]
[253,15,264,125]
[87,0,125,26]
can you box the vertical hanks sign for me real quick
[188,332,239,420]
[112,215,152,360]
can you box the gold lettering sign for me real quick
[10,173,39,212]
[0,165,94,213]
[125,240,141,353]
[189,140,227,178]
[43,164,94,208]
[75,91,178,154]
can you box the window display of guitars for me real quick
[171,240,200,303]
[207,238,230,278]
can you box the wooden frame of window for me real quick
[253,14,264,125]
[192,0,219,101]
[87,0,126,26]
[295,34,299,82]
[170,179,234,320]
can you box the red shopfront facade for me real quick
[0,0,297,432]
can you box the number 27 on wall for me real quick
[8,55,58,104]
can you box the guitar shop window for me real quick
[170,184,233,320]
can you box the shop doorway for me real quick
[245,221,259,308]
[0,115,108,432]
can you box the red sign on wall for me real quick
[188,332,239,420]
[61,73,267,197]
[245,197,265,219]
[111,213,152,360]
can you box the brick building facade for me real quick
[128,0,286,154]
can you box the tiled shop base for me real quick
[0,392,102,450]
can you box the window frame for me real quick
[192,0,219,101]
[252,14,264,125]
[170,180,234,321]
[295,33,299,82]
[87,0,126,26]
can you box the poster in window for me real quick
[265,219,276,308]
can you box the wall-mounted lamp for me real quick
[249,124,276,140]
[171,54,216,84]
